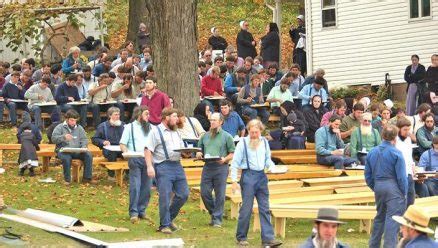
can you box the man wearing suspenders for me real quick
[365,125,408,248]
[417,136,438,197]
[230,119,282,247]
[120,106,152,224]
[177,110,206,147]
[196,113,235,228]
[349,113,381,165]
[145,108,190,234]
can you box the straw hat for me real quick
[392,205,434,234]
[315,208,345,224]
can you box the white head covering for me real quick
[239,21,246,29]
[211,27,216,34]
[384,99,394,109]
[297,15,304,21]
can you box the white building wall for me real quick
[307,0,438,88]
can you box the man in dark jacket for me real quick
[92,107,124,178]
[299,208,350,248]
[236,21,257,59]
[1,71,27,126]
[55,73,88,127]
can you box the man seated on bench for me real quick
[25,77,58,129]
[51,109,94,185]
[416,136,438,197]
[237,74,270,124]
[349,113,381,165]
[299,208,349,248]
[315,115,356,169]
[92,107,125,180]
[0,71,27,126]
[177,110,205,147]
[55,74,88,127]
[87,73,115,128]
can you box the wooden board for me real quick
[271,149,316,156]
[66,221,129,233]
[301,175,365,186]
[276,155,317,164]
[268,192,375,205]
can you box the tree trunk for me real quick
[145,0,199,115]
[127,0,149,51]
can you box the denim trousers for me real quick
[236,169,274,242]
[154,161,189,229]
[317,154,356,169]
[30,105,59,129]
[57,151,93,182]
[128,157,151,218]
[200,162,229,225]
[369,179,406,248]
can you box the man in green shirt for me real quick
[196,113,235,228]
[350,113,381,165]
[340,102,365,143]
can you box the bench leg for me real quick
[42,156,50,173]
[230,202,240,220]
[274,217,287,238]
[359,219,372,234]
[252,214,260,232]
[72,161,82,183]
[115,169,123,187]
[0,150,3,166]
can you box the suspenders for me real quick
[358,128,378,151]
[187,117,198,138]
[157,126,170,160]
[242,138,268,171]
[131,123,136,152]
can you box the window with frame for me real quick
[410,0,430,18]
[322,0,336,27]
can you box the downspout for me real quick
[305,0,312,75]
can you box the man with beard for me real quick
[120,106,152,224]
[299,208,349,248]
[52,109,94,185]
[196,113,235,228]
[145,108,190,234]
[395,117,416,206]
[82,66,96,94]
[92,56,112,77]
[225,55,235,75]
[262,63,283,96]
[340,103,365,143]
[365,125,407,248]
[416,113,438,154]
[237,74,270,124]
[224,67,248,100]
[220,100,246,137]
[177,110,206,147]
[140,76,171,125]
[349,113,381,165]
[315,115,356,169]
[92,107,125,180]
[230,119,282,247]
[267,77,294,115]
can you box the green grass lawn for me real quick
[0,126,372,247]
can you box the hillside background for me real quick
[105,0,302,68]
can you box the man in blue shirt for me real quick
[0,71,27,126]
[220,100,245,137]
[392,205,437,248]
[365,124,408,248]
[416,136,438,197]
[119,106,151,224]
[230,119,282,247]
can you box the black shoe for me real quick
[19,168,25,176]
[261,240,282,247]
[29,168,35,177]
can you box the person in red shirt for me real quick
[201,66,224,111]
[140,77,171,125]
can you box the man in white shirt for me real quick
[177,110,206,146]
[407,103,431,137]
[395,117,416,206]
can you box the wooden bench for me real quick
[271,149,315,157]
[99,161,129,187]
[301,175,365,187]
[270,205,376,238]
[273,155,317,164]
[0,143,53,166]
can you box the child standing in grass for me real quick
[18,123,40,176]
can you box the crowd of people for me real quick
[0,15,437,247]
